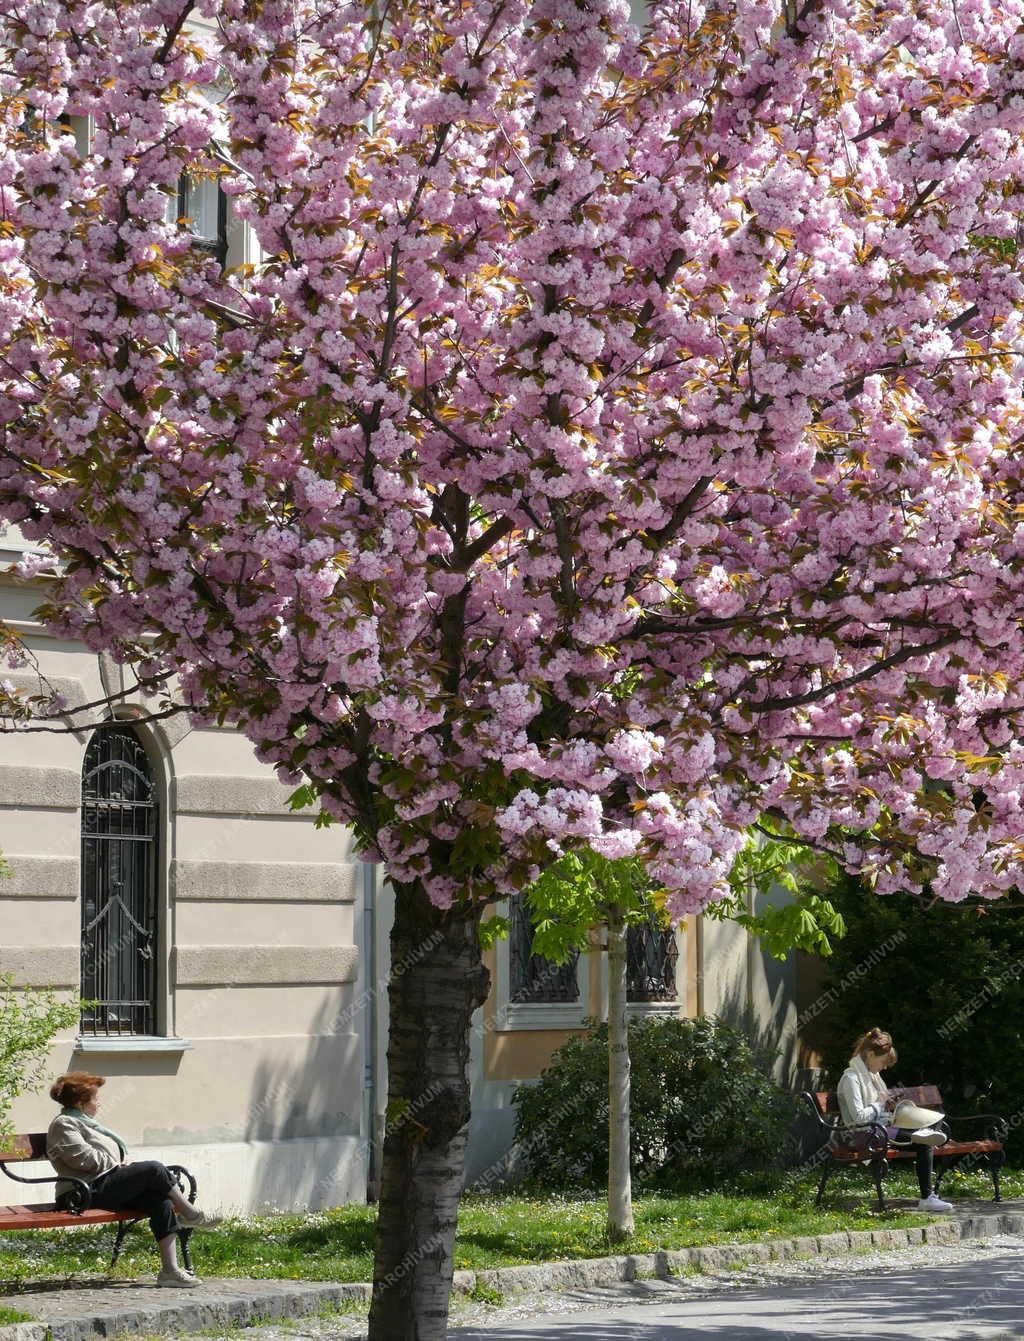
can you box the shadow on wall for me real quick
[237,987,364,1212]
[32,989,364,1216]
[710,943,803,1088]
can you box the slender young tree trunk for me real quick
[367,882,489,1341]
[606,907,634,1242]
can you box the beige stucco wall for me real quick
[698,894,803,1084]
[0,553,366,1213]
[457,906,800,1182]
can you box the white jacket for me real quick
[837,1054,891,1128]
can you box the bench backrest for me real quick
[808,1085,944,1118]
[0,1134,48,1163]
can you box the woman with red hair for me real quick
[47,1072,221,1288]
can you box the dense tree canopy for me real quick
[2,0,1024,917]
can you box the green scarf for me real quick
[61,1107,127,1162]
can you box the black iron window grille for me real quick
[80,726,159,1036]
[626,910,679,1004]
[176,172,228,268]
[508,893,580,1005]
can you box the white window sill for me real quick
[626,1000,682,1017]
[74,1037,192,1054]
[495,1003,588,1032]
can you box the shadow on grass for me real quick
[282,1217,377,1255]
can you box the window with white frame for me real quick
[494,894,589,1030]
[174,170,229,266]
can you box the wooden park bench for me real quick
[0,1133,198,1271]
[801,1085,1007,1211]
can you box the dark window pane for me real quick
[80,726,158,1036]
[626,910,679,1003]
[176,172,228,268]
[509,894,579,1005]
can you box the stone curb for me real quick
[1,1210,1021,1341]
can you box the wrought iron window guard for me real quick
[80,726,159,1037]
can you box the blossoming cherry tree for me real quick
[3,0,1024,1334]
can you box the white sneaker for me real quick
[918,1194,953,1213]
[911,1127,949,1147]
[176,1205,223,1230]
[156,1265,201,1288]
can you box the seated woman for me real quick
[46,1071,221,1288]
[837,1028,952,1214]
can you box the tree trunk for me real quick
[367,882,490,1341]
[606,907,634,1242]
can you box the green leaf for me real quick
[287,784,317,811]
[478,915,510,950]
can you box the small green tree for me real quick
[711,821,847,959]
[0,856,81,1151]
[507,827,845,1240]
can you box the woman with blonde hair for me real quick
[837,1028,952,1213]
[46,1072,221,1288]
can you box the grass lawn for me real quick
[0,1164,1013,1287]
[0,1306,33,1323]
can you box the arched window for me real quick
[80,726,159,1036]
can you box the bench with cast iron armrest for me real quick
[801,1085,1007,1212]
[0,1133,198,1271]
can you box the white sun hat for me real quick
[892,1099,945,1130]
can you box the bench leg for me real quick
[991,1150,1005,1203]
[179,1228,194,1274]
[110,1218,136,1270]
[870,1157,887,1212]
[815,1162,833,1207]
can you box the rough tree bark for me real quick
[606,906,634,1242]
[367,882,490,1341]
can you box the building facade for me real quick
[1,530,368,1213]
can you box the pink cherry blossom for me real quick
[1,0,1024,922]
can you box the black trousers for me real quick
[914,1144,935,1198]
[891,1139,935,1197]
[87,1161,178,1242]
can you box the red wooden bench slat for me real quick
[830,1139,1003,1162]
[893,1085,944,1108]
[0,1206,137,1230]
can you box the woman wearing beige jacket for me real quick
[47,1071,221,1288]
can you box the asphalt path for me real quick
[449,1247,1024,1340]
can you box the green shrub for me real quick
[512,1015,797,1191]
[805,877,1024,1161]
[1,968,81,1150]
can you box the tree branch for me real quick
[741,631,960,715]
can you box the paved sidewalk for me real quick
[449,1239,1024,1339]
